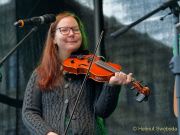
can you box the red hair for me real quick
[36,11,88,90]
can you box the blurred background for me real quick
[0,0,177,134]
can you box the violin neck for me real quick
[95,60,119,73]
[96,60,137,82]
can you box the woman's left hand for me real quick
[109,72,133,85]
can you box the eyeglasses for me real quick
[56,27,80,35]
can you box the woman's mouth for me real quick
[67,40,77,43]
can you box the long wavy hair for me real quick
[36,11,88,90]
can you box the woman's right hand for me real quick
[47,132,58,135]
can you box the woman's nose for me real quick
[68,29,75,36]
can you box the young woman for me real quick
[22,11,132,135]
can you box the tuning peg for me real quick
[138,80,143,83]
[136,93,146,102]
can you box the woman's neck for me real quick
[59,50,71,61]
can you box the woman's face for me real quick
[53,16,82,55]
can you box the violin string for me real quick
[95,60,119,73]
[96,60,137,82]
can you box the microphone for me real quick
[14,14,56,27]
[110,26,130,38]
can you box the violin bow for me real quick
[64,31,104,135]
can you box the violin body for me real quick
[63,55,122,82]
[63,54,150,102]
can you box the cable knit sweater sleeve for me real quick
[95,83,121,118]
[22,71,55,135]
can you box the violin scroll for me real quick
[130,80,150,102]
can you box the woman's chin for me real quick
[66,45,81,52]
[66,47,80,53]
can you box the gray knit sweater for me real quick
[22,71,121,135]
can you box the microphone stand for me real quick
[110,0,178,38]
[0,26,38,82]
[110,0,180,134]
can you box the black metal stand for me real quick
[110,0,180,134]
[170,55,180,134]
[170,22,180,135]
[0,26,38,82]
[0,70,2,82]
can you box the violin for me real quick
[63,54,150,102]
